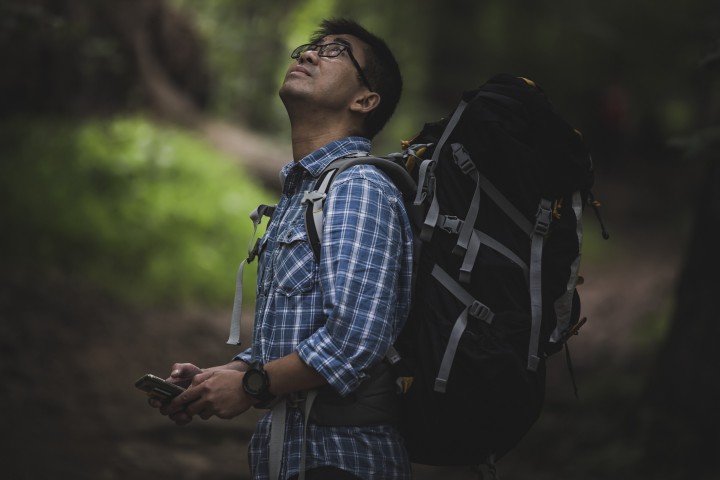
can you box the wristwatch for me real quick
[242,362,275,406]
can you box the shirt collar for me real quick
[282,137,372,179]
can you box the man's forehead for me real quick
[318,34,365,50]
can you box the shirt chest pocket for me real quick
[272,224,318,296]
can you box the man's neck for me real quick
[287,109,363,161]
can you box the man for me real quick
[151,18,413,480]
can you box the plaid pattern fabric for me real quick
[237,137,414,479]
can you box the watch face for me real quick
[245,370,265,393]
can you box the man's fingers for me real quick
[191,370,213,386]
[199,407,215,420]
[169,411,193,426]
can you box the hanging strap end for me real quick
[527,355,540,372]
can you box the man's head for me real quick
[280,18,402,139]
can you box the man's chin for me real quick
[279,82,310,103]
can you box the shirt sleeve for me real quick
[234,347,253,364]
[296,167,408,396]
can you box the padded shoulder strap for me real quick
[303,156,417,261]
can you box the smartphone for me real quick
[135,373,186,402]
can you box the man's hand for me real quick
[147,360,250,424]
[167,362,203,388]
[162,369,257,425]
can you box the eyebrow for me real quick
[318,37,352,49]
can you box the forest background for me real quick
[2,0,720,479]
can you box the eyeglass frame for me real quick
[290,42,374,92]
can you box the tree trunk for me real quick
[642,147,720,479]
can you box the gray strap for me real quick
[302,169,335,247]
[477,172,533,236]
[416,89,487,243]
[298,390,319,480]
[551,192,584,343]
[527,199,553,371]
[419,94,475,242]
[474,229,530,277]
[432,265,494,393]
[415,159,440,242]
[227,205,272,346]
[267,390,319,480]
[269,399,287,480]
[434,306,470,393]
[421,190,441,242]
[458,229,481,284]
[437,215,529,282]
[227,258,248,345]
[413,159,435,206]
[302,190,327,245]
[451,144,482,260]
[430,96,474,163]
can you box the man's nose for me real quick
[298,49,318,64]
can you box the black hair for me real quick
[311,18,402,139]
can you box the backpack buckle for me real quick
[438,215,463,234]
[469,301,494,324]
[533,200,553,235]
[301,191,327,206]
[452,143,476,175]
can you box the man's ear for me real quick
[350,91,381,114]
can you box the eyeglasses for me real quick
[291,42,373,92]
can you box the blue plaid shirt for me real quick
[237,137,413,479]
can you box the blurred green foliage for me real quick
[0,117,272,306]
[3,0,719,309]
[170,0,720,156]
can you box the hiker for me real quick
[149,18,412,480]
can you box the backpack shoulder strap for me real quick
[302,156,416,261]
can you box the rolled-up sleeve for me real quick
[296,168,406,396]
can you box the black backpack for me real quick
[298,74,599,466]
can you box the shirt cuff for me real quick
[234,348,253,364]
[296,326,366,397]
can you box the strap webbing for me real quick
[458,230,481,284]
[527,199,552,371]
[550,191,584,344]
[227,204,275,346]
[413,159,435,206]
[437,214,529,278]
[418,93,479,242]
[431,265,494,393]
[303,170,336,261]
[269,399,286,480]
[227,259,248,346]
[451,144,482,262]
[430,95,477,164]
[476,172,533,236]
[268,390,319,480]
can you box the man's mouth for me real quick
[289,65,311,77]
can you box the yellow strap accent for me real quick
[399,377,414,394]
[552,199,563,220]
[519,76,537,88]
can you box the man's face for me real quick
[279,34,371,111]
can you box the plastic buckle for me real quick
[469,301,493,323]
[534,203,553,235]
[439,215,463,234]
[301,191,326,205]
[452,143,475,175]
